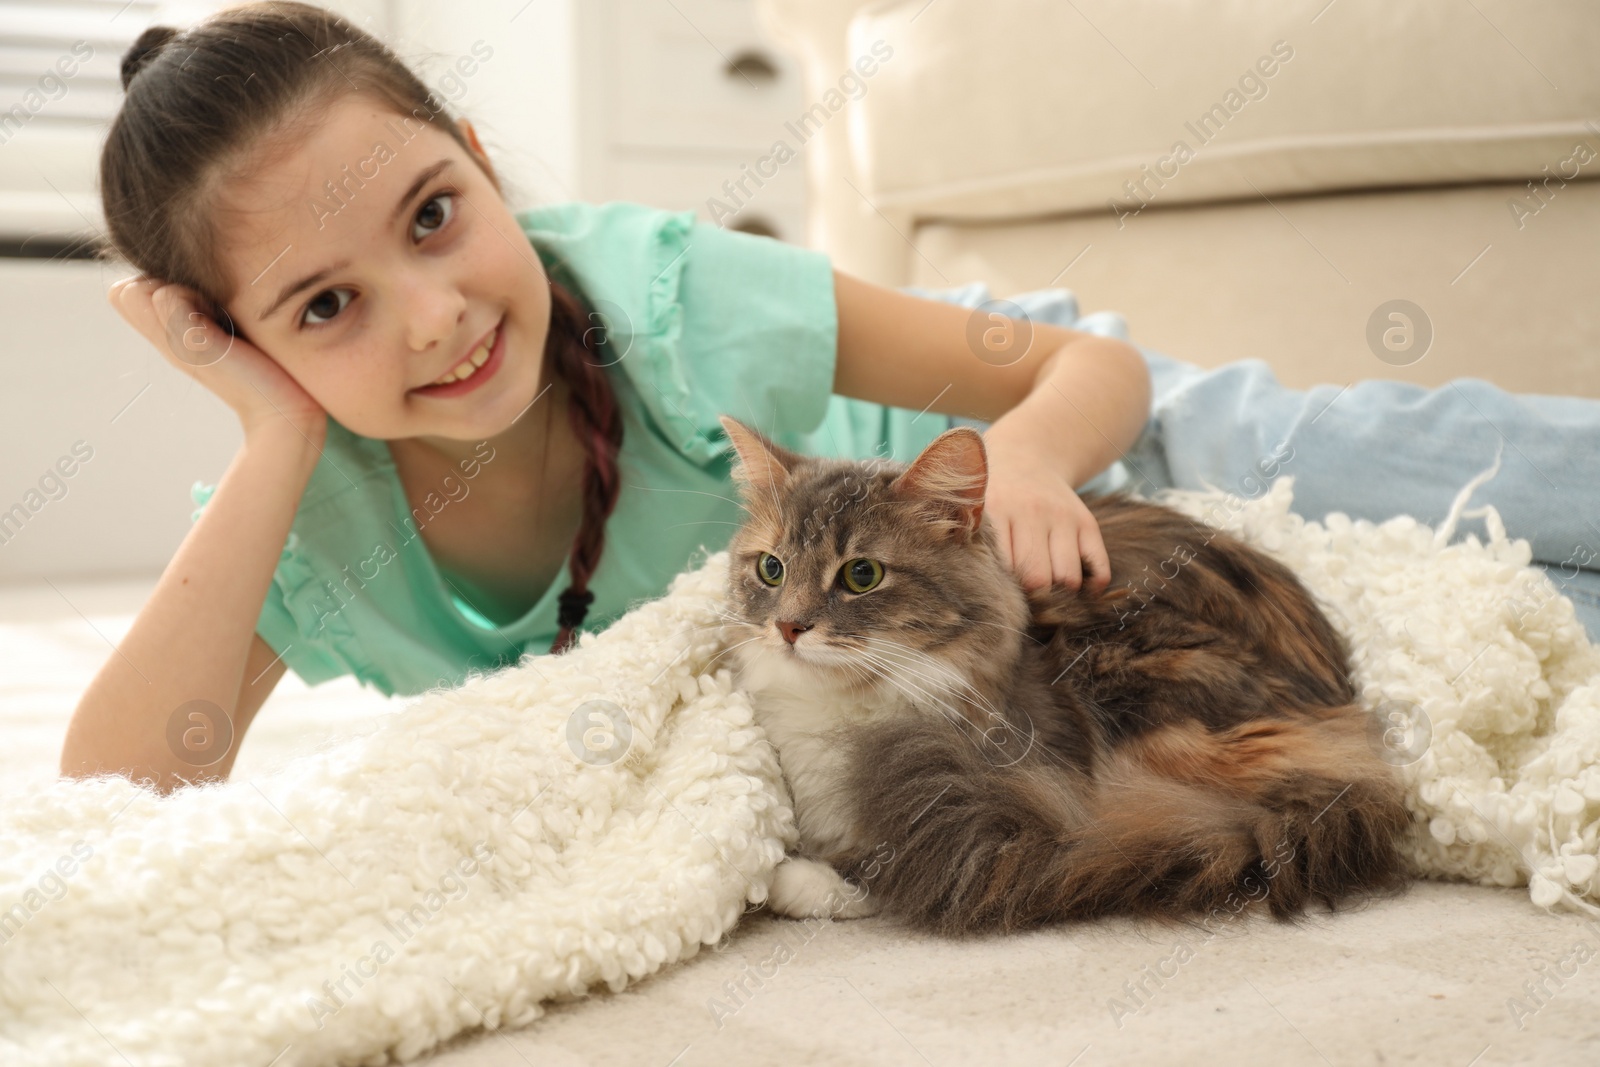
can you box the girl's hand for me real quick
[109,276,327,445]
[982,433,1112,595]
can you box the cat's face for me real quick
[717,415,1030,700]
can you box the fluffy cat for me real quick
[716,414,1412,938]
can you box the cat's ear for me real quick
[718,415,801,500]
[889,426,988,538]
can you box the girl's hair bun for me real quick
[120,25,181,91]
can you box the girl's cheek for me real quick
[480,222,533,284]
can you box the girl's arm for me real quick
[59,423,321,793]
[833,271,1153,593]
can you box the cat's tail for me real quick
[837,708,1413,938]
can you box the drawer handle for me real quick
[724,49,779,85]
[730,214,780,239]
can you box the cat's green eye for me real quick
[840,557,884,593]
[757,552,784,586]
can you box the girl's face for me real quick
[212,92,551,444]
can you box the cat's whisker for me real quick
[846,644,968,725]
[640,616,759,684]
[791,634,903,685]
[869,668,1005,756]
[625,483,752,515]
[857,637,1039,763]
[860,636,1011,726]
[891,645,1010,723]
[703,633,768,672]
[663,519,746,532]
[646,616,747,654]
[850,641,1046,770]
[850,658,949,725]
[861,660,966,724]
[848,641,974,718]
[826,648,878,689]
[959,617,1047,645]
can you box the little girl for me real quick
[60,1,1600,793]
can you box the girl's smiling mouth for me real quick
[410,315,506,398]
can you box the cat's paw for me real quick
[766,856,882,920]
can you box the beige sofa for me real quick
[757,0,1600,397]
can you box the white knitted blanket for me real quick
[1151,468,1600,917]
[5,471,1599,1066]
[0,552,798,1067]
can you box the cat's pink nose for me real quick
[777,620,812,645]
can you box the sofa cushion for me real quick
[908,179,1600,398]
[847,0,1600,219]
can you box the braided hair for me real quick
[543,281,624,654]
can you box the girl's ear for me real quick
[459,119,499,190]
[206,297,239,339]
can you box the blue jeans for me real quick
[911,283,1600,644]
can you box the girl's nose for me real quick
[400,275,468,353]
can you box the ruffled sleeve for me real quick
[520,202,839,467]
[636,212,838,464]
[189,480,213,524]
[191,479,305,569]
[187,480,352,688]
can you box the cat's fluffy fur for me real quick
[717,415,1413,938]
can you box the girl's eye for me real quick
[840,558,884,593]
[757,552,784,587]
[302,287,354,326]
[412,192,455,240]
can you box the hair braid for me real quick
[545,281,624,654]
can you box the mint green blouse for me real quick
[190,201,956,698]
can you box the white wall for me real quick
[391,0,581,209]
[0,258,241,582]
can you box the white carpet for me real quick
[4,470,1600,1065]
